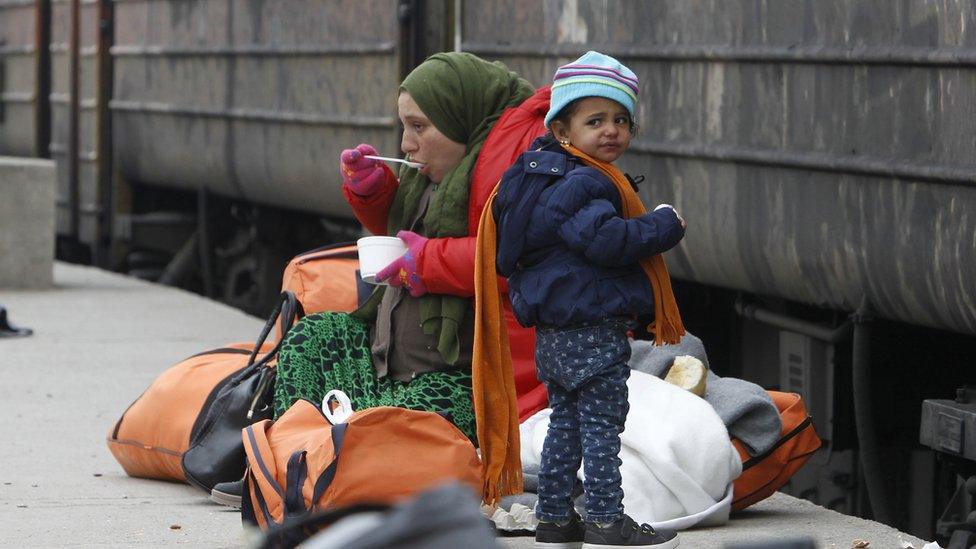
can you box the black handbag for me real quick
[182,291,302,492]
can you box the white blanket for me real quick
[520,371,742,529]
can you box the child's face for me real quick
[551,97,633,163]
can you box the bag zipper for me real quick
[742,416,814,470]
[294,241,358,265]
[296,249,358,265]
[188,347,253,359]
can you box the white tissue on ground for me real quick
[489,503,539,531]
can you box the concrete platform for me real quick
[0,263,935,548]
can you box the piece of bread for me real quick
[664,355,707,396]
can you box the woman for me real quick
[272,53,538,459]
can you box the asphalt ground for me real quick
[0,263,934,548]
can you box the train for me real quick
[2,0,974,542]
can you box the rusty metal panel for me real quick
[0,0,39,156]
[462,0,976,335]
[111,0,402,219]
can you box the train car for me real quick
[465,0,976,533]
[2,0,974,542]
[0,0,48,158]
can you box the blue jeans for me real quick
[534,318,632,524]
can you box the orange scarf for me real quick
[472,144,685,504]
[473,191,522,505]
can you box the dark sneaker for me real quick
[582,515,679,549]
[209,479,243,509]
[535,513,586,549]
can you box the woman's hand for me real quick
[375,230,429,297]
[340,143,386,196]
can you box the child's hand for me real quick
[655,203,687,229]
[339,143,385,196]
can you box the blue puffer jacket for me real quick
[494,138,685,328]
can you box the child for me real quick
[494,51,686,549]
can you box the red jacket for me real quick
[343,86,552,420]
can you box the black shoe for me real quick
[210,479,243,509]
[582,515,679,548]
[535,513,585,549]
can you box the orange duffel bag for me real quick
[106,341,274,481]
[281,243,361,313]
[107,292,300,484]
[242,399,482,531]
[731,390,822,511]
[276,242,366,342]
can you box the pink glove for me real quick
[375,230,429,297]
[340,143,386,197]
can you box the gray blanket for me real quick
[629,333,781,456]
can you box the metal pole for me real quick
[453,0,462,52]
[34,0,51,158]
[734,298,853,343]
[94,0,114,268]
[68,0,80,239]
[851,298,894,525]
[197,188,214,298]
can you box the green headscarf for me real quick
[354,52,534,365]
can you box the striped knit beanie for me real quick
[544,50,639,127]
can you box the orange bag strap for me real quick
[243,419,282,527]
[282,422,348,515]
[311,422,347,502]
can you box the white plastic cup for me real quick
[357,236,407,284]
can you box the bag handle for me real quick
[284,451,310,518]
[311,422,348,503]
[280,422,348,517]
[238,291,301,419]
[321,389,353,425]
[244,291,300,369]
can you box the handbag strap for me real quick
[244,291,300,369]
[241,292,300,420]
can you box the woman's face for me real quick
[397,92,466,183]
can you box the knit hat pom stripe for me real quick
[555,64,639,88]
[551,77,638,103]
[553,69,639,95]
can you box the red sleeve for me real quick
[467,86,551,233]
[341,164,399,235]
[418,236,510,297]
[418,236,476,296]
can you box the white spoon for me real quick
[364,155,425,169]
